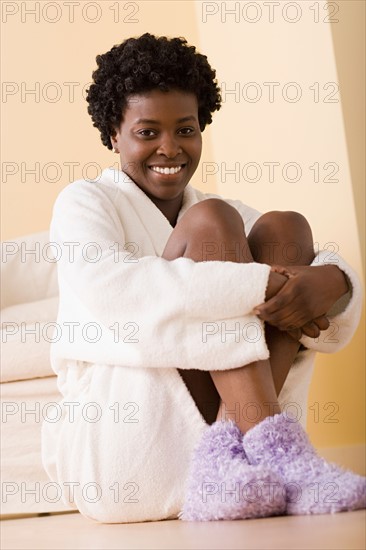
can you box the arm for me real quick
[299,252,362,352]
[225,198,362,353]
[254,252,362,353]
[51,181,272,371]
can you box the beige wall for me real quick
[1,1,211,237]
[330,1,365,275]
[1,1,364,446]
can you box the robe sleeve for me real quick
[50,181,271,371]
[298,251,362,353]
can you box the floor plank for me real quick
[1,510,365,550]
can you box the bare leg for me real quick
[163,201,313,433]
[247,211,315,395]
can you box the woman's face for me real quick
[111,88,202,205]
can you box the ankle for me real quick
[216,401,281,434]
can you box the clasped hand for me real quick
[254,264,348,341]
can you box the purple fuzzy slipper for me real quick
[178,420,286,521]
[242,412,366,515]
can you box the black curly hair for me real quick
[86,33,222,150]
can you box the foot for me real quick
[242,412,366,515]
[178,420,286,521]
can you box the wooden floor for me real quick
[1,509,365,550]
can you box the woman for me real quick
[41,33,365,523]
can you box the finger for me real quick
[258,300,311,329]
[270,264,285,273]
[312,315,330,331]
[255,280,299,316]
[300,322,320,339]
[271,265,296,279]
[254,291,298,318]
[270,265,291,277]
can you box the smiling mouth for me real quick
[149,164,186,175]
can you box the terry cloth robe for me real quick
[41,167,362,524]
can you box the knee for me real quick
[181,198,244,234]
[251,210,312,241]
[257,210,309,231]
[249,210,314,265]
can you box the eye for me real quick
[178,127,195,135]
[137,129,157,137]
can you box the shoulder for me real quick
[52,169,119,213]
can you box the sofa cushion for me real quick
[1,297,59,383]
[1,231,58,309]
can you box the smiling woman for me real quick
[40,32,365,525]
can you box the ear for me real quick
[110,132,120,153]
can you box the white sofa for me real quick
[1,231,74,516]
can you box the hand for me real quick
[254,264,348,332]
[286,315,330,342]
[267,265,330,339]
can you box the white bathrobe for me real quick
[41,167,362,523]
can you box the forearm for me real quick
[299,257,362,353]
[316,264,349,306]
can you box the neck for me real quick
[148,194,184,227]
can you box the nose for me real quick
[156,133,182,158]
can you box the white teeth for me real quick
[150,165,183,175]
